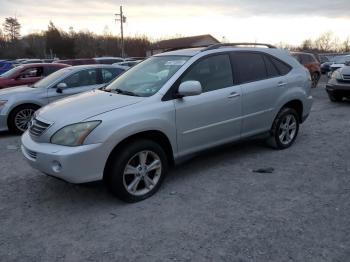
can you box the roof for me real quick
[151,34,220,50]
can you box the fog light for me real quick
[52,160,62,173]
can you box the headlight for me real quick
[331,70,342,80]
[51,121,101,146]
[0,100,7,107]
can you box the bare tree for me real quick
[343,37,350,53]
[314,31,334,52]
[3,17,21,41]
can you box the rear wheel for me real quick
[328,93,343,102]
[8,105,39,134]
[267,108,299,150]
[311,73,320,88]
[105,139,168,202]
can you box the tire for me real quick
[311,72,320,88]
[267,108,299,150]
[8,104,39,134]
[105,139,168,203]
[328,93,343,102]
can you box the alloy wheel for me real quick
[278,114,297,145]
[14,108,35,132]
[122,150,162,196]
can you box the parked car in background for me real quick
[0,63,69,89]
[21,44,312,202]
[20,59,43,64]
[0,65,125,133]
[291,52,321,88]
[94,57,125,64]
[0,60,15,75]
[326,66,350,102]
[328,55,350,75]
[112,60,142,70]
[54,59,96,66]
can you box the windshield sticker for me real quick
[165,60,186,66]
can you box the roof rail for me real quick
[201,43,277,52]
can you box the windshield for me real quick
[0,65,23,78]
[334,56,350,64]
[106,56,190,97]
[32,68,70,88]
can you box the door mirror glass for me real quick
[178,81,202,97]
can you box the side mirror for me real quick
[56,82,67,93]
[177,81,202,98]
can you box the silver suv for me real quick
[21,44,313,202]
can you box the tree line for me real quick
[0,17,151,59]
[0,17,349,59]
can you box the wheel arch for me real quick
[280,99,303,123]
[103,130,175,180]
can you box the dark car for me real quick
[0,63,69,89]
[326,66,350,102]
[0,60,15,75]
[292,52,321,88]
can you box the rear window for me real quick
[270,56,292,75]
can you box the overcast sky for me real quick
[1,0,349,44]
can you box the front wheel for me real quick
[105,139,168,202]
[8,105,39,134]
[328,93,343,102]
[267,108,299,150]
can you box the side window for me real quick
[263,55,280,78]
[43,66,61,77]
[181,54,233,93]
[63,69,98,88]
[232,52,267,84]
[270,56,292,76]
[19,67,43,78]
[101,68,123,83]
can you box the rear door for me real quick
[230,52,291,137]
[47,68,103,102]
[174,54,242,156]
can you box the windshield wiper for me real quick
[114,88,140,97]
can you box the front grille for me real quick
[29,118,51,137]
[24,147,37,160]
[342,74,350,81]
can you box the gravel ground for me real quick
[0,77,349,262]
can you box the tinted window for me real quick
[63,69,98,88]
[263,55,280,78]
[19,67,44,78]
[233,52,267,84]
[43,66,62,76]
[181,54,233,93]
[270,56,291,75]
[101,68,124,83]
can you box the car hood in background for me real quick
[38,90,144,125]
[0,85,39,97]
[339,66,350,75]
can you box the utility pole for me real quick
[115,6,126,58]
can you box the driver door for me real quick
[47,68,103,102]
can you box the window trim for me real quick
[162,52,235,101]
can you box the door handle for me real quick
[278,82,287,87]
[228,92,240,99]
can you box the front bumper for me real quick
[326,82,350,96]
[21,131,108,183]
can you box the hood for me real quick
[0,85,37,97]
[37,90,144,124]
[339,66,350,75]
